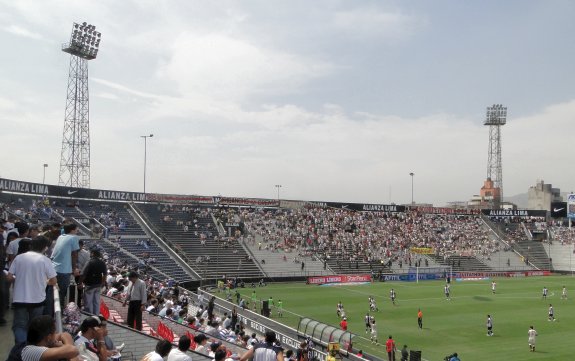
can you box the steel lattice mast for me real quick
[58,22,102,188]
[484,104,507,203]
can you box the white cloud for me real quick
[333,7,418,40]
[157,33,335,100]
[2,24,43,39]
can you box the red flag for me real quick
[100,301,110,320]
[157,322,174,343]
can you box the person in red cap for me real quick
[385,335,396,361]
[340,317,348,331]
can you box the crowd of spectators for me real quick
[241,207,501,266]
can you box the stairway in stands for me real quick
[137,204,264,279]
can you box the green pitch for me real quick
[237,276,575,361]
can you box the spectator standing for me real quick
[0,226,7,326]
[75,240,91,307]
[240,331,284,361]
[51,223,80,308]
[16,315,78,361]
[123,271,147,330]
[6,221,30,265]
[168,335,193,361]
[80,249,107,315]
[385,335,396,361]
[7,236,56,344]
[400,345,408,361]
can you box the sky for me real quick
[0,0,574,206]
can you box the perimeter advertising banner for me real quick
[481,209,547,218]
[568,194,575,219]
[410,247,434,254]
[307,274,371,285]
[550,202,567,218]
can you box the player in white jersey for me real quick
[337,302,343,317]
[444,284,451,300]
[370,319,378,344]
[562,286,567,300]
[528,326,538,352]
[491,281,496,294]
[390,289,396,305]
[542,287,548,300]
[548,304,555,321]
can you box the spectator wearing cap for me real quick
[14,315,78,361]
[168,335,193,361]
[123,271,147,331]
[74,316,107,361]
[240,331,284,361]
[142,339,173,361]
[80,248,107,315]
[51,223,80,309]
[7,236,56,344]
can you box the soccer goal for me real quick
[408,265,452,283]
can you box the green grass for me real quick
[237,276,575,361]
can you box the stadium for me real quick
[1,177,575,361]
[1,3,575,361]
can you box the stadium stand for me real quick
[136,203,265,278]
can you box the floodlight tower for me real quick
[484,104,507,204]
[58,22,102,188]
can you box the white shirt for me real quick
[168,348,192,361]
[9,251,57,304]
[144,351,165,361]
[6,237,24,256]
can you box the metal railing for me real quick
[54,286,63,334]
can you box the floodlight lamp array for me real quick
[485,104,507,125]
[64,22,102,59]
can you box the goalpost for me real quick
[410,265,453,283]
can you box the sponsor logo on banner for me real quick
[308,274,371,285]
[410,247,434,254]
[550,202,567,218]
[415,207,480,215]
[0,179,49,195]
[482,209,547,218]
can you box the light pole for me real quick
[275,184,282,202]
[409,172,414,205]
[141,134,153,194]
[43,164,48,184]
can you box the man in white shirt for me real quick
[6,222,30,265]
[143,340,173,361]
[168,335,193,361]
[7,236,56,345]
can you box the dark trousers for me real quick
[418,318,422,329]
[127,300,142,330]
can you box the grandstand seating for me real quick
[82,201,148,237]
[136,204,265,279]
